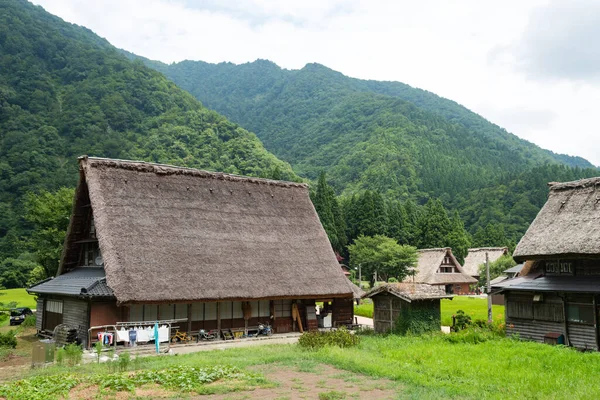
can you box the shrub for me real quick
[55,347,65,366]
[118,351,131,372]
[0,330,17,349]
[94,341,103,363]
[298,327,360,350]
[395,308,439,336]
[452,310,472,332]
[387,277,398,283]
[354,326,377,336]
[21,314,36,328]
[63,343,83,366]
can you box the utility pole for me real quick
[358,264,362,289]
[486,252,492,322]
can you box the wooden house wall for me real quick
[332,298,354,326]
[504,291,599,351]
[35,297,44,331]
[62,298,90,347]
[90,302,122,328]
[372,292,407,333]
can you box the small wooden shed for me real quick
[363,283,452,333]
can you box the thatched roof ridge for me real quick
[462,247,508,277]
[405,248,477,285]
[364,283,453,302]
[80,156,307,188]
[60,156,351,304]
[347,279,366,299]
[513,176,600,261]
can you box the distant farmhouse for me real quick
[404,248,477,295]
[28,157,354,347]
[462,247,508,280]
[494,177,600,350]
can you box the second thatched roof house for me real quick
[495,177,600,350]
[404,248,477,295]
[29,157,354,347]
[462,247,509,279]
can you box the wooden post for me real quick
[358,264,362,290]
[593,296,599,351]
[486,252,492,323]
[560,293,570,346]
[216,302,221,334]
[389,297,393,332]
[186,304,192,334]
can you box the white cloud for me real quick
[32,0,600,166]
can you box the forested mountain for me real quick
[131,57,598,240]
[0,0,297,261]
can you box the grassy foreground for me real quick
[2,334,600,399]
[355,296,505,326]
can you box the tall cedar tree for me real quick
[311,172,347,254]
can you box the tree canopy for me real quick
[348,235,418,284]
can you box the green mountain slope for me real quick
[0,1,296,258]
[133,58,598,238]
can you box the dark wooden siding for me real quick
[332,298,354,326]
[373,293,407,333]
[63,298,89,347]
[506,318,565,343]
[35,297,44,331]
[505,291,599,350]
[567,324,598,351]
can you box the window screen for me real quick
[159,304,174,320]
[175,304,188,320]
[143,305,158,321]
[45,300,63,314]
[220,302,232,319]
[191,303,204,321]
[205,303,217,320]
[259,300,271,317]
[129,304,143,322]
[274,300,291,317]
[232,302,243,318]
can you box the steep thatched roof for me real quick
[347,279,366,299]
[405,248,477,285]
[513,177,600,262]
[59,157,352,304]
[462,247,508,277]
[364,283,453,302]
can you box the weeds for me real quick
[298,327,360,350]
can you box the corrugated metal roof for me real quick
[28,268,114,297]
[503,264,524,274]
[494,276,600,293]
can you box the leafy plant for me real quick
[298,327,360,350]
[55,347,65,366]
[21,313,36,328]
[0,330,17,349]
[63,343,83,366]
[94,341,103,363]
[118,351,131,372]
[452,310,472,332]
[395,308,440,336]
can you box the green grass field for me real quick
[0,288,37,309]
[355,296,505,326]
[2,334,599,399]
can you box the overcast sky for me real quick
[32,0,600,166]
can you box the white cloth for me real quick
[116,329,129,343]
[158,326,169,343]
[136,329,150,343]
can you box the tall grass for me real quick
[4,335,600,399]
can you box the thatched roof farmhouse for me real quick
[462,247,508,278]
[404,248,477,294]
[495,177,600,350]
[29,157,353,347]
